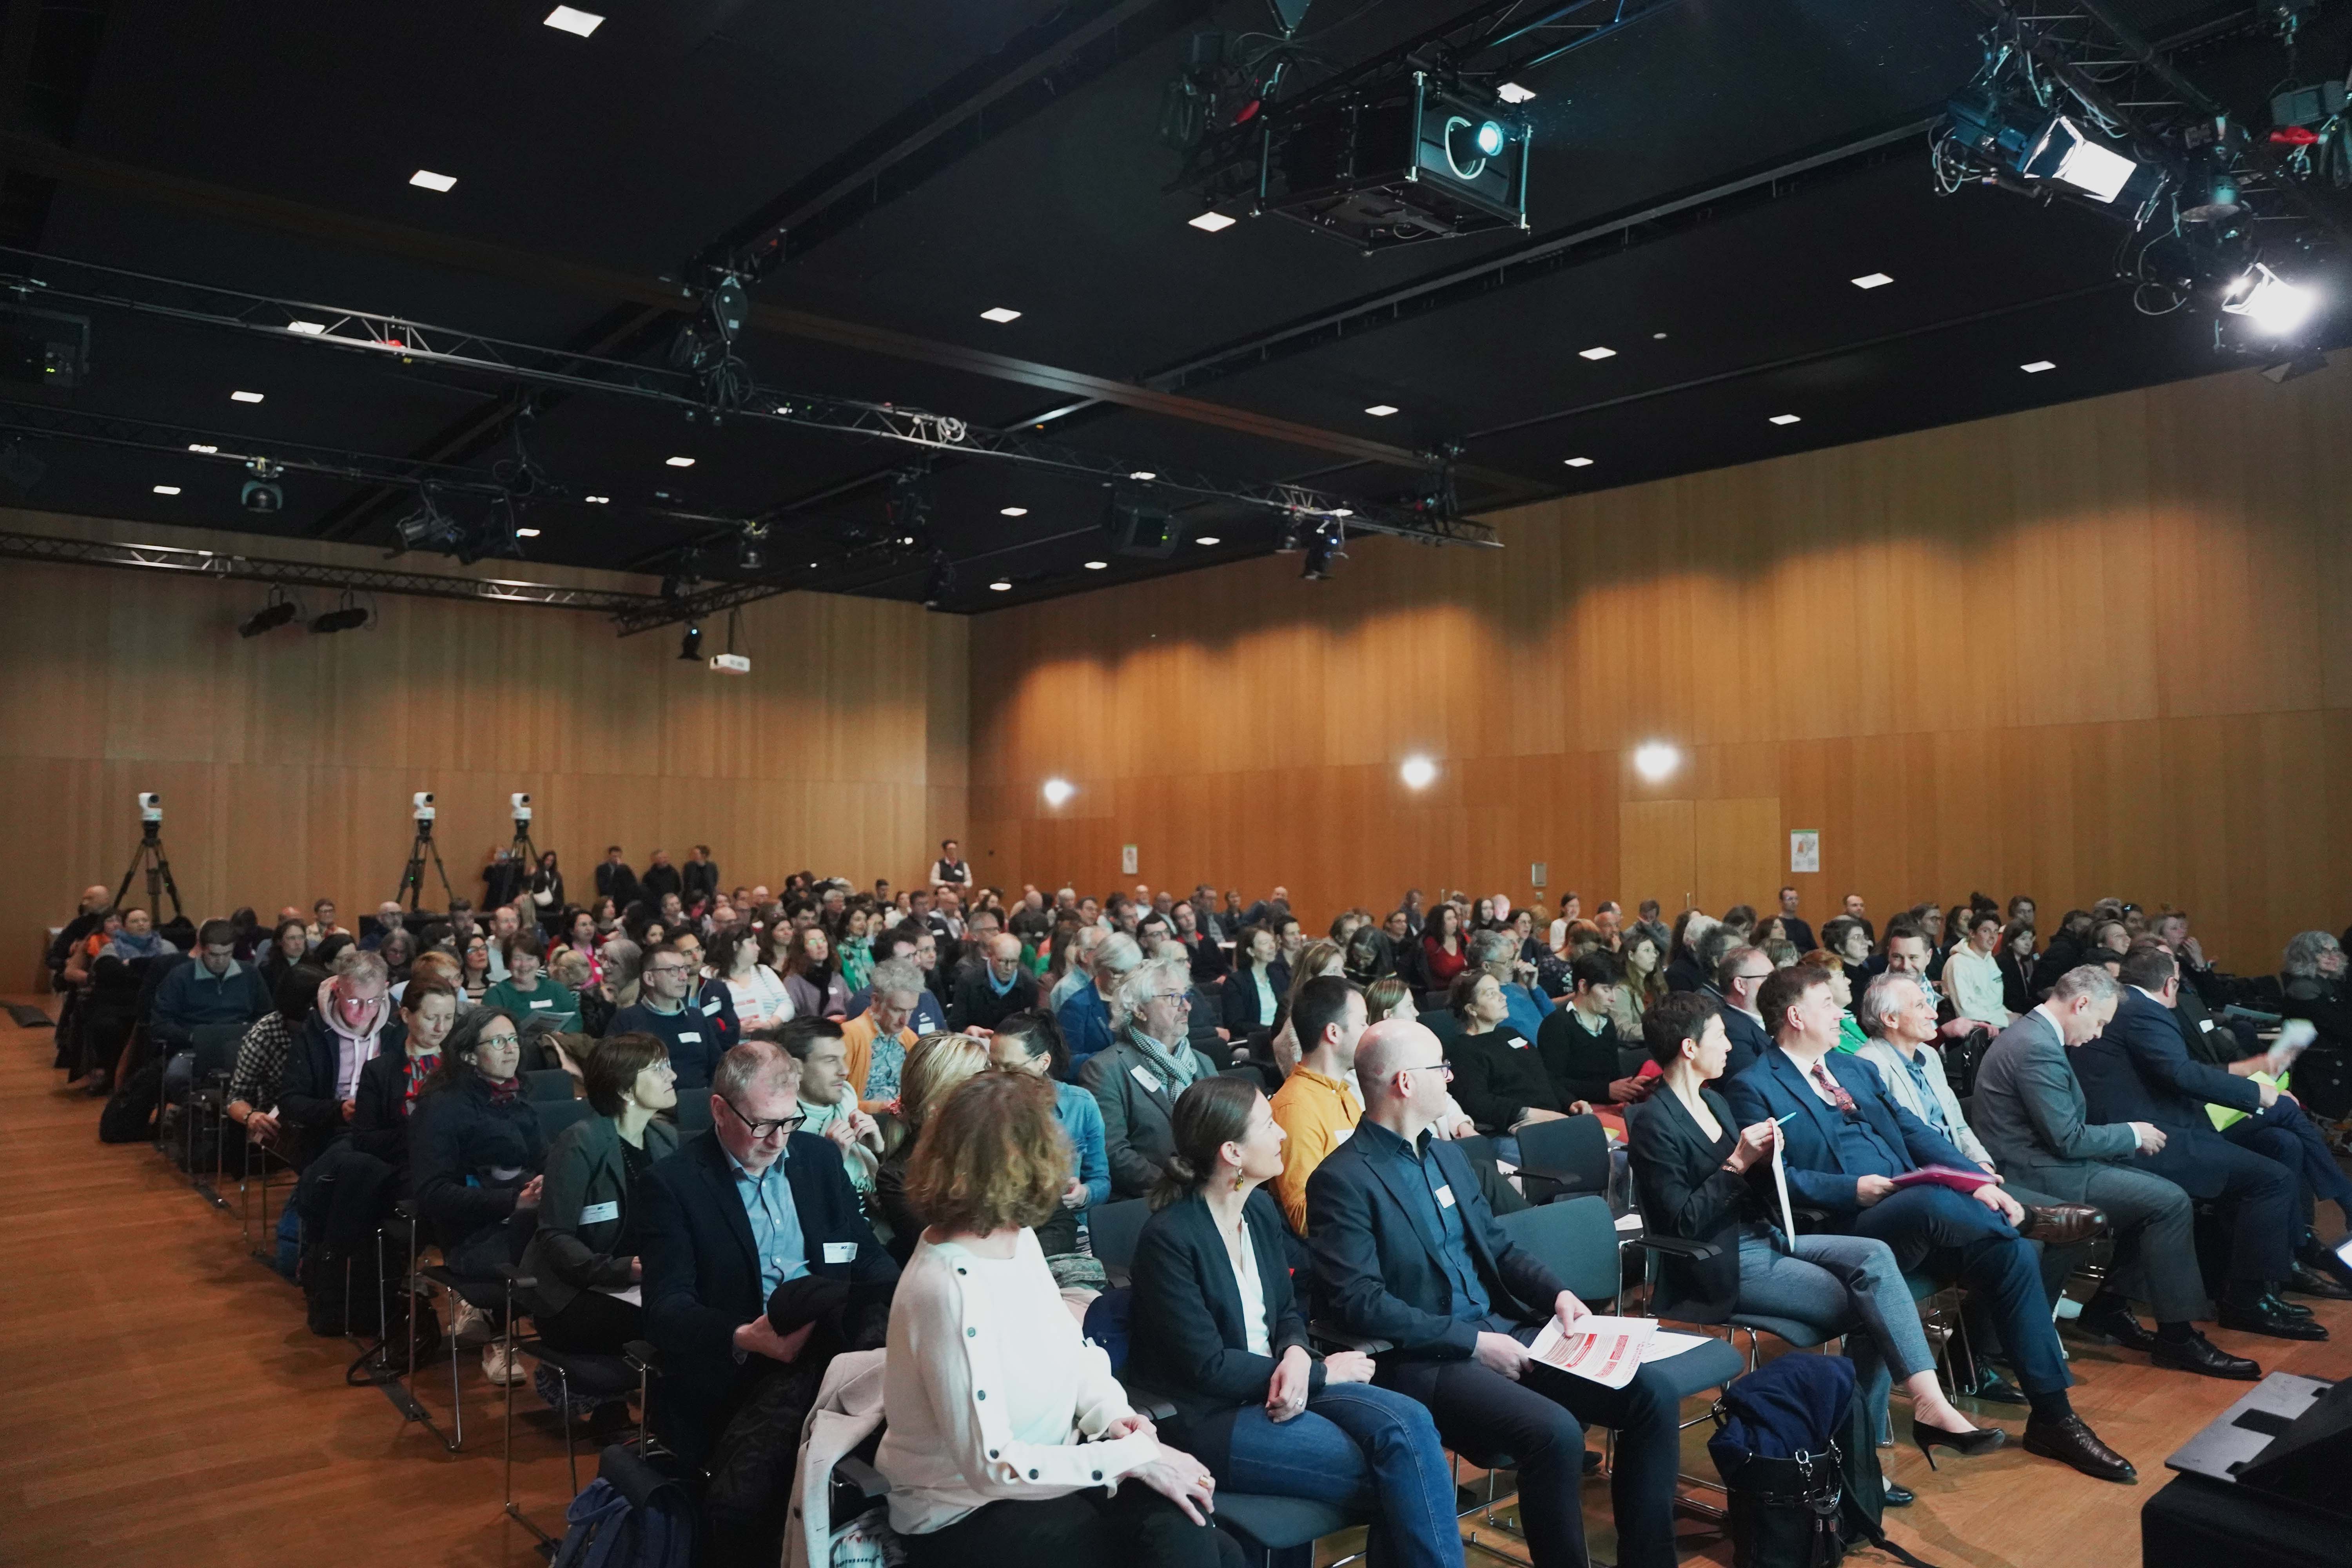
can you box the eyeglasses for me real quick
[1402,1062,1454,1082]
[1151,991,1192,1007]
[646,964,692,978]
[719,1095,804,1140]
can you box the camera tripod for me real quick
[395,818,454,912]
[508,819,539,872]
[114,821,184,921]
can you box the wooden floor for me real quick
[2,997,2345,1568]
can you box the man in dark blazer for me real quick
[2071,946,2321,1339]
[640,1040,897,1563]
[593,846,640,910]
[681,844,720,905]
[1723,965,2133,1482]
[1711,944,1775,1081]
[1972,966,2258,1380]
[1308,1018,1688,1568]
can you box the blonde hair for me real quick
[904,1069,1068,1234]
[898,1032,991,1131]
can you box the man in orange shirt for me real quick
[839,958,924,1114]
[1267,974,1367,1234]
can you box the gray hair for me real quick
[342,949,388,986]
[1470,929,1518,973]
[1116,954,1192,1020]
[599,935,642,988]
[1097,931,1144,977]
[1856,971,1922,1040]
[2283,930,2341,982]
[2049,965,2120,1006]
[869,958,924,1000]
[713,1039,795,1103]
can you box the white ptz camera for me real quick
[412,790,436,822]
[510,792,533,822]
[137,791,162,823]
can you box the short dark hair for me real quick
[992,1008,1069,1079]
[583,1032,668,1117]
[1569,951,1622,992]
[1643,991,1721,1067]
[606,845,622,855]
[766,1015,846,1061]
[880,922,922,958]
[503,924,546,963]
[198,918,235,947]
[2118,942,2176,991]
[275,964,327,1021]
[1755,965,1831,1037]
[1291,975,1358,1054]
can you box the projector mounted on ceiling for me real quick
[1260,71,1530,251]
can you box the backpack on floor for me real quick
[550,1445,696,1568]
[97,1059,164,1143]
[1707,1355,1939,1568]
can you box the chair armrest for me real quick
[833,1455,890,1502]
[1307,1320,1393,1356]
[623,1339,662,1377]
[1630,1234,1721,1262]
[497,1262,539,1292]
[1118,1379,1180,1422]
[1516,1164,1600,1189]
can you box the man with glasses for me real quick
[1712,943,1778,1080]
[641,1040,896,1564]
[1308,1017,1690,1568]
[611,942,727,1092]
[1080,955,1221,1198]
[844,924,948,1036]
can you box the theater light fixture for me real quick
[1042,777,1076,806]
[1129,469,1156,481]
[285,320,327,335]
[408,169,458,193]
[2020,360,2056,373]
[1399,755,1437,789]
[1189,211,1237,232]
[309,592,370,634]
[230,390,264,403]
[1564,457,1593,468]
[2220,263,2318,335]
[665,455,695,467]
[188,443,218,454]
[1083,559,1107,570]
[678,624,702,661]
[979,307,1023,323]
[1633,742,1681,781]
[543,5,603,36]
[1578,346,1616,360]
[1768,414,1802,425]
[1000,506,1027,516]
[1194,535,1221,545]
[152,484,180,495]
[1496,82,1536,105]
[238,588,300,638]
[584,494,609,504]
[988,579,1012,591]
[1301,519,1345,580]
[1364,404,1399,417]
[1851,273,1893,289]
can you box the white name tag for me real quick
[702,998,722,1016]
[529,998,554,1010]
[2198,1018,2215,1033]
[1434,1184,1457,1209]
[677,1031,701,1044]
[579,1200,620,1225]
[1131,1064,1164,1094]
[823,1242,858,1264]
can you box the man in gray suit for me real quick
[1974,965,2260,1381]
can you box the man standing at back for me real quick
[683,845,720,906]
[595,846,639,910]
[1776,887,1815,955]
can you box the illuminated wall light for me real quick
[1042,777,1076,806]
[1399,755,1437,789]
[1633,742,1681,782]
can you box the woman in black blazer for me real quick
[1626,992,1996,1467]
[1127,1078,1464,1568]
[1221,926,1284,1039]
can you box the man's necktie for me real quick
[1810,1060,1859,1118]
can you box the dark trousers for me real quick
[2075,1165,2205,1324]
[296,1142,399,1254]
[2226,1097,2352,1224]
[903,1484,1245,1568]
[535,1287,642,1357]
[1380,1341,1682,1568]
[1847,1185,2068,1395]
[2183,1139,2297,1284]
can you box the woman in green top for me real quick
[1806,951,1869,1053]
[484,926,580,1032]
[835,904,876,994]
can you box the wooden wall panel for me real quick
[968,364,2352,973]
[0,509,969,982]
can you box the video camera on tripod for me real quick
[395,791,451,912]
[412,790,436,827]
[118,792,183,919]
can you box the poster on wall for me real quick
[1789,830,1820,875]
[1530,861,1548,889]
[1121,843,1138,875]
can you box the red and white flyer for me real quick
[1527,1315,1658,1390]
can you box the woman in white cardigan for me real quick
[875,1070,1242,1568]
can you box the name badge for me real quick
[1331,1125,1354,1146]
[678,1031,702,1044]
[1509,1038,1528,1049]
[1434,1184,1457,1209]
[823,1242,858,1264]
[529,998,554,1009]
[702,998,722,1016]
[1131,1064,1164,1094]
[2198,1018,2215,1032]
[579,1200,620,1225]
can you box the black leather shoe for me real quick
[2266,1291,2316,1318]
[2149,1332,2262,1381]
[1958,1370,2028,1406]
[1883,1482,1915,1507]
[2285,1262,2352,1301]
[2068,1302,2159,1352]
[2016,1204,2107,1247]
[2022,1413,2136,1483]
[2217,1297,2332,1341]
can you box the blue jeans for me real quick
[1219,1381,1462,1568]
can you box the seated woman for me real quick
[986,1009,1110,1303]
[1220,925,1284,1041]
[1444,968,1572,1165]
[873,1032,992,1263]
[457,932,494,1006]
[1627,991,2000,1469]
[484,926,580,1032]
[1128,1077,1463,1568]
[577,935,641,1038]
[521,1031,677,1375]
[781,925,852,1021]
[713,927,791,1032]
[875,1070,1241,1568]
[411,1005,546,1387]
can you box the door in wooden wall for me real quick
[1695,797,1783,918]
[1618,800,1696,915]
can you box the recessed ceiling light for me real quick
[285,320,327,335]
[2020,359,2056,373]
[230,390,264,403]
[152,484,180,495]
[979,307,1022,323]
[542,4,604,36]
[1195,535,1221,545]
[1768,414,1802,425]
[988,579,1012,591]
[1579,346,1617,360]
[409,169,457,192]
[188,443,218,454]
[1399,755,1438,789]
[515,526,542,537]
[1497,82,1536,104]
[1653,331,1668,339]
[1000,506,1027,516]
[1188,211,1236,232]
[665,456,695,467]
[584,494,609,504]
[1129,470,1156,481]
[1365,403,1399,417]
[1083,559,1108,570]
[1851,272,1894,289]
[1564,457,1594,468]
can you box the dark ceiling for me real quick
[0,0,2341,618]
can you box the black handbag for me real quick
[1712,1432,1848,1568]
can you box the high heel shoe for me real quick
[1911,1421,2007,1470]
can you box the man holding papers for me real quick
[1723,965,2137,1484]
[1308,1018,1686,1568]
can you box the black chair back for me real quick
[538,1097,597,1142]
[1089,1198,1151,1275]
[1516,1113,1609,1196]
[1496,1194,1620,1304]
[675,1094,714,1136]
[524,1067,577,1102]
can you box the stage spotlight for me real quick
[241,457,283,514]
[238,592,299,638]
[1945,96,2141,204]
[1474,119,1506,158]
[2221,263,2318,335]
[1300,520,1345,580]
[737,532,764,571]
[1275,517,1303,553]
[922,551,956,609]
[309,594,369,634]
[679,624,702,661]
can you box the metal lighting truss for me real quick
[0,248,1499,550]
[0,526,673,614]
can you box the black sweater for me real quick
[410,1073,545,1257]
[1535,1006,1624,1106]
[1445,1023,1559,1134]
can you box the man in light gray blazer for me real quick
[1974,965,2259,1382]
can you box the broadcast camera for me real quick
[510,791,532,822]
[412,791,436,823]
[137,791,162,824]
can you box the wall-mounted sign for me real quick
[1789,830,1820,875]
[1121,843,1138,876]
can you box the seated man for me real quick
[1723,965,2135,1482]
[608,941,727,1092]
[151,917,272,1084]
[1708,942,1775,1080]
[946,932,1039,1033]
[844,924,949,1036]
[769,1016,883,1197]
[1266,975,1367,1235]
[2071,945,2327,1337]
[839,960,924,1116]
[1972,965,2258,1381]
[639,1040,897,1567]
[1309,1018,1686,1568]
